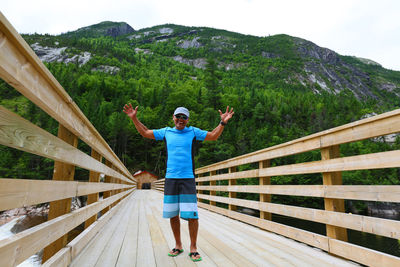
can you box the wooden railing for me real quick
[0,12,136,266]
[156,109,400,267]
[196,109,400,267]
[152,179,165,192]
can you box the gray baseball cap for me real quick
[173,107,190,118]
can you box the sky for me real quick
[2,0,400,70]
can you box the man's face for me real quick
[173,113,189,130]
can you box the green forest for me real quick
[1,23,400,209]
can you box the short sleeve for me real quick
[192,127,208,141]
[153,127,168,141]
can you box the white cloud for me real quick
[2,0,399,70]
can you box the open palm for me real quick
[123,103,138,119]
[219,106,234,123]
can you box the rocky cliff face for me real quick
[293,38,373,99]
[64,21,135,38]
[105,23,135,37]
[31,43,91,65]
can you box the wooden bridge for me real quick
[0,12,399,267]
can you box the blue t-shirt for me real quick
[153,126,208,178]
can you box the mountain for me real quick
[24,22,400,103]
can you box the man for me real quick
[123,104,234,262]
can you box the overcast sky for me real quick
[2,0,399,70]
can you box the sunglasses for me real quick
[175,114,188,120]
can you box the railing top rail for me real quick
[196,108,400,174]
[0,12,133,181]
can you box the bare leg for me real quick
[169,215,182,255]
[188,218,201,260]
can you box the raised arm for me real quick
[123,103,155,139]
[205,106,234,141]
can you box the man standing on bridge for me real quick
[123,104,234,262]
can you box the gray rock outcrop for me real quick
[106,23,135,37]
[173,56,207,69]
[31,43,91,66]
[159,27,173,34]
[177,37,202,49]
[91,65,120,75]
[290,38,381,99]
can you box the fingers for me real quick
[123,103,137,109]
[122,103,138,116]
[224,106,234,114]
[219,106,234,117]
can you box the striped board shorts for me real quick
[163,178,198,219]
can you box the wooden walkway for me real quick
[70,190,359,267]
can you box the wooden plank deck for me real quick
[70,190,359,267]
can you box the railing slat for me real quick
[259,150,400,176]
[76,182,132,196]
[329,239,400,267]
[0,178,132,211]
[0,105,132,183]
[195,184,400,202]
[196,169,258,182]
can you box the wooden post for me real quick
[101,160,113,215]
[259,160,271,220]
[110,166,117,207]
[228,167,237,211]
[114,168,124,204]
[84,149,102,229]
[321,145,348,241]
[210,171,216,206]
[42,124,78,263]
[197,173,203,203]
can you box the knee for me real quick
[170,215,179,221]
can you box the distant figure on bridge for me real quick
[123,104,234,262]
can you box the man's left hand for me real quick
[219,106,234,124]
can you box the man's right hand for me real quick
[123,103,138,119]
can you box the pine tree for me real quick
[204,58,221,109]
